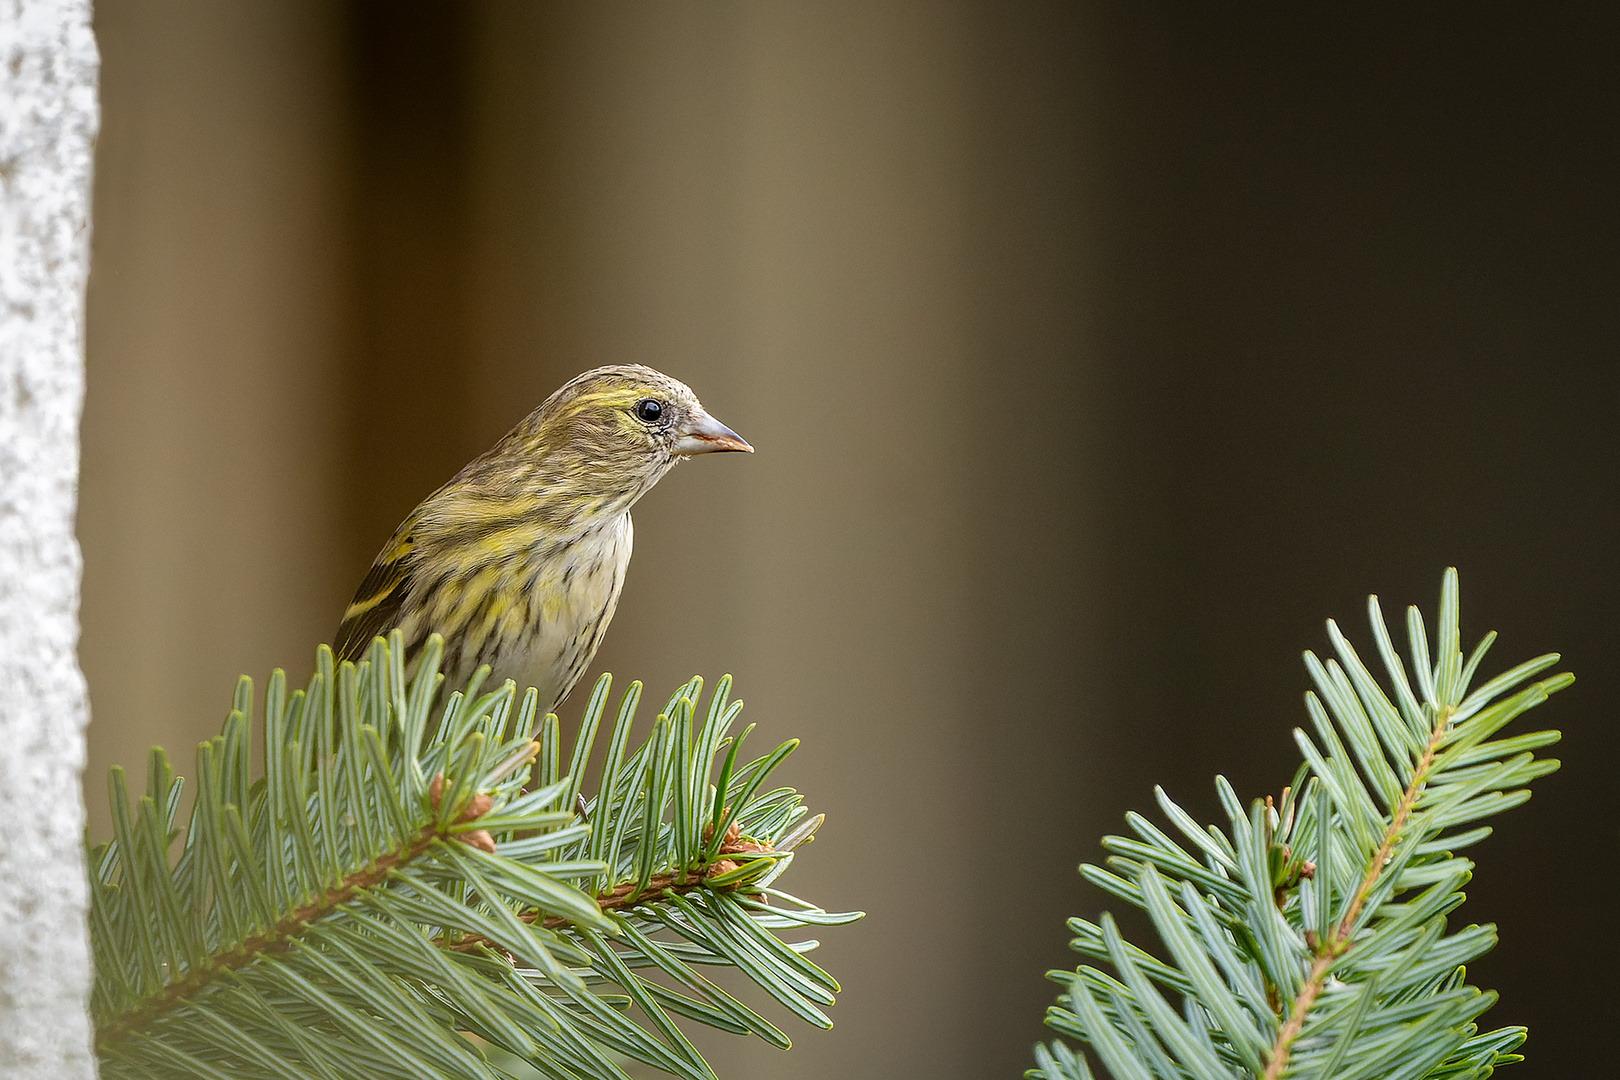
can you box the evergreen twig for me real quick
[89,632,861,1080]
[1032,570,1568,1080]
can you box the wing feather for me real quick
[334,518,419,663]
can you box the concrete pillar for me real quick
[0,1,100,1074]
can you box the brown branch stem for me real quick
[446,828,773,949]
[1262,705,1453,1080]
[95,821,444,1052]
[95,810,772,1052]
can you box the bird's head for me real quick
[541,362,748,466]
[547,364,752,462]
[469,365,752,522]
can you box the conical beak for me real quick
[673,409,753,456]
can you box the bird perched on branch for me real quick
[335,364,751,710]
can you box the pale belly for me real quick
[485,513,634,713]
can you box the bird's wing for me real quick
[334,517,419,664]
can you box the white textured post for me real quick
[0,1,100,1077]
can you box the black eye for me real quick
[633,399,664,424]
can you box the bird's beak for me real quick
[673,409,753,456]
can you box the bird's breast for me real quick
[489,512,635,710]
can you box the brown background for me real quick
[79,3,1619,1077]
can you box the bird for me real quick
[334,364,751,711]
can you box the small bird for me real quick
[334,365,751,710]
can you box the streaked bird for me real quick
[335,364,751,710]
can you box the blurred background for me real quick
[79,2,1617,1077]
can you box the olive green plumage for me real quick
[335,364,751,710]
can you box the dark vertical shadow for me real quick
[1073,5,1620,1077]
[341,0,478,591]
[959,3,1109,1073]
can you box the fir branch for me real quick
[97,818,443,1051]
[443,821,778,951]
[1265,699,1453,1079]
[96,768,546,1052]
[1033,569,1569,1080]
[89,633,861,1080]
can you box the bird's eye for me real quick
[633,399,664,424]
